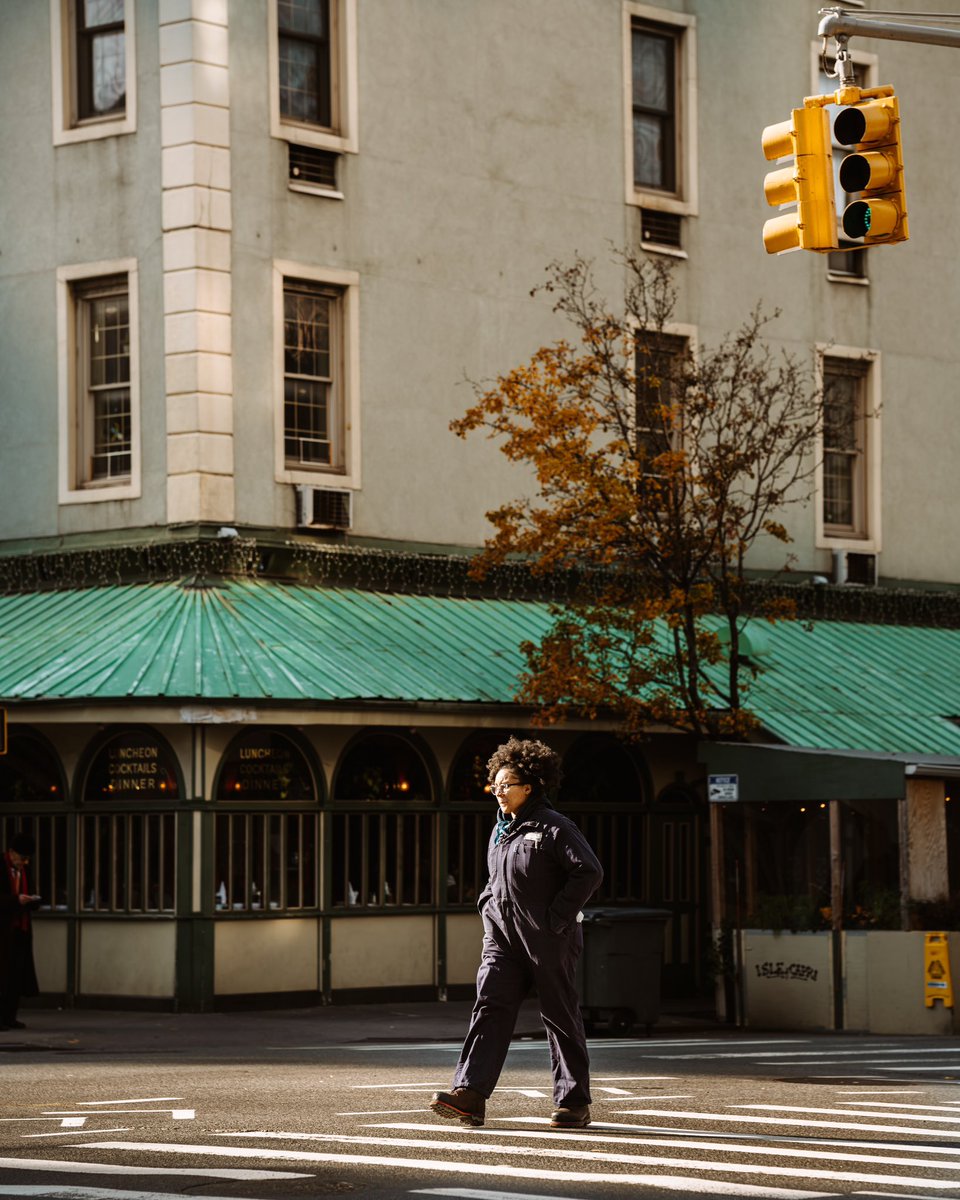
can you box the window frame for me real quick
[57,258,141,505]
[273,261,361,489]
[811,42,879,284]
[623,3,697,217]
[50,0,138,146]
[815,347,882,552]
[268,0,359,154]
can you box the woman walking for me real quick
[430,737,603,1129]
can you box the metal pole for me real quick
[819,9,960,50]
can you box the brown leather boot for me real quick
[429,1086,486,1127]
[550,1104,590,1129]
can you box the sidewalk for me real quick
[1,998,719,1057]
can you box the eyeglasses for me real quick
[490,781,525,794]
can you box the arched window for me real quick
[79,728,182,915]
[331,733,435,909]
[83,729,181,802]
[0,730,69,911]
[561,734,648,904]
[213,729,320,914]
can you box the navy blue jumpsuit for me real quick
[452,797,603,1107]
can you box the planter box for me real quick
[740,928,960,1035]
[741,930,834,1031]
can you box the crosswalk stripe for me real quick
[734,1105,960,1125]
[52,1143,835,1198]
[0,1189,259,1200]
[609,1109,960,1139]
[411,1189,588,1200]
[371,1121,960,1171]
[501,1115,960,1157]
[0,1157,309,1182]
[70,1137,960,1192]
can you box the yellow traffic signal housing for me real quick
[762,105,837,254]
[834,93,908,246]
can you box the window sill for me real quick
[288,182,344,201]
[60,481,140,505]
[827,273,870,286]
[272,121,357,155]
[54,116,136,147]
[641,242,688,260]
[627,191,696,218]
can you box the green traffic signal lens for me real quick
[842,200,871,239]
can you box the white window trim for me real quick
[50,0,137,146]
[268,0,359,154]
[57,258,141,505]
[273,261,361,489]
[623,2,697,216]
[812,42,879,284]
[814,344,881,553]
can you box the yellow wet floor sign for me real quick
[925,932,954,1008]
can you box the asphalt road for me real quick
[3,1006,960,1200]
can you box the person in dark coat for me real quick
[1,831,41,1031]
[431,737,603,1130]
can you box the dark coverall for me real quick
[452,797,603,1108]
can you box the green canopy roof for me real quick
[2,578,960,758]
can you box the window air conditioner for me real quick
[295,485,352,531]
[832,549,877,586]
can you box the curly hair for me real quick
[487,736,562,796]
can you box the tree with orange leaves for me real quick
[452,250,827,739]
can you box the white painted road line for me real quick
[55,1143,834,1197]
[82,1134,960,1191]
[0,1190,276,1200]
[75,1099,183,1106]
[501,1116,960,1158]
[0,1157,310,1181]
[412,1189,590,1200]
[22,1129,133,1140]
[610,1109,960,1139]
[840,1101,960,1112]
[371,1121,960,1171]
[733,1104,960,1125]
[42,1111,195,1121]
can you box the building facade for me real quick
[2,0,960,1014]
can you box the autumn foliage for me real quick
[451,251,826,739]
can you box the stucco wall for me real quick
[78,919,176,997]
[214,917,320,995]
[330,915,435,990]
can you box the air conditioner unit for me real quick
[295,485,352,531]
[832,549,877,586]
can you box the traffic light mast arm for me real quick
[818,7,960,87]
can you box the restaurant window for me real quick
[79,729,181,915]
[331,733,435,909]
[213,729,320,914]
[0,731,69,912]
[560,734,648,905]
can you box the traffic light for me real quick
[762,105,837,254]
[834,93,908,246]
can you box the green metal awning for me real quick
[2,578,960,760]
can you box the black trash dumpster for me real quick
[577,907,670,1036]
